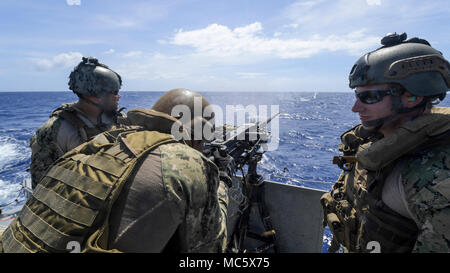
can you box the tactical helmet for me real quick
[152,88,215,140]
[349,33,450,98]
[152,88,213,120]
[69,56,122,98]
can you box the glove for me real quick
[213,148,234,188]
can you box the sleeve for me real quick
[214,179,229,252]
[401,148,450,253]
[160,143,228,253]
[29,117,65,188]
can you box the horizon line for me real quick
[0,90,352,93]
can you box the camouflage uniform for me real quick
[107,109,228,252]
[29,103,115,188]
[322,108,450,253]
[108,142,228,252]
[1,109,228,253]
[322,33,450,253]
[401,145,450,252]
[29,56,123,189]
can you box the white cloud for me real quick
[122,51,143,58]
[171,22,379,59]
[114,53,190,81]
[283,23,299,29]
[96,15,137,28]
[237,72,266,79]
[30,52,83,70]
[94,2,173,29]
[366,0,381,5]
[66,0,81,6]
[282,0,387,35]
[104,49,115,54]
[273,32,282,37]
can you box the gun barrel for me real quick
[257,112,280,127]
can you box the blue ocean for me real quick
[2,91,448,252]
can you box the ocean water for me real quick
[2,91,448,252]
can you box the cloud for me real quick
[30,52,83,70]
[112,51,344,91]
[96,15,138,28]
[273,32,282,37]
[66,0,81,6]
[283,23,299,29]
[104,49,115,54]
[281,0,450,36]
[94,2,172,29]
[237,72,266,79]
[114,52,189,81]
[366,0,381,5]
[281,0,396,36]
[122,51,143,58]
[171,22,379,59]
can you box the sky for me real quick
[0,0,449,92]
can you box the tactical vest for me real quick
[321,107,450,253]
[50,103,113,142]
[1,126,179,253]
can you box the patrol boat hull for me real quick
[0,178,326,253]
[227,177,326,253]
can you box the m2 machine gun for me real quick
[204,113,279,253]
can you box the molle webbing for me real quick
[361,200,418,253]
[57,111,103,142]
[324,108,450,252]
[357,111,450,171]
[1,129,177,253]
[51,103,107,142]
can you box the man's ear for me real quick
[403,93,423,108]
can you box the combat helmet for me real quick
[69,56,122,98]
[349,32,450,99]
[152,88,215,141]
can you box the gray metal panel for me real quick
[263,181,326,252]
[227,178,327,253]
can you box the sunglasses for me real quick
[354,89,393,104]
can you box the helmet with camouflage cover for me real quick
[68,56,122,98]
[349,32,450,98]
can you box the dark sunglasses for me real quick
[354,89,393,104]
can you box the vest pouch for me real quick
[320,192,334,227]
[2,129,177,253]
[320,192,334,208]
[326,213,345,245]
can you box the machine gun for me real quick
[204,113,279,253]
[204,113,278,178]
